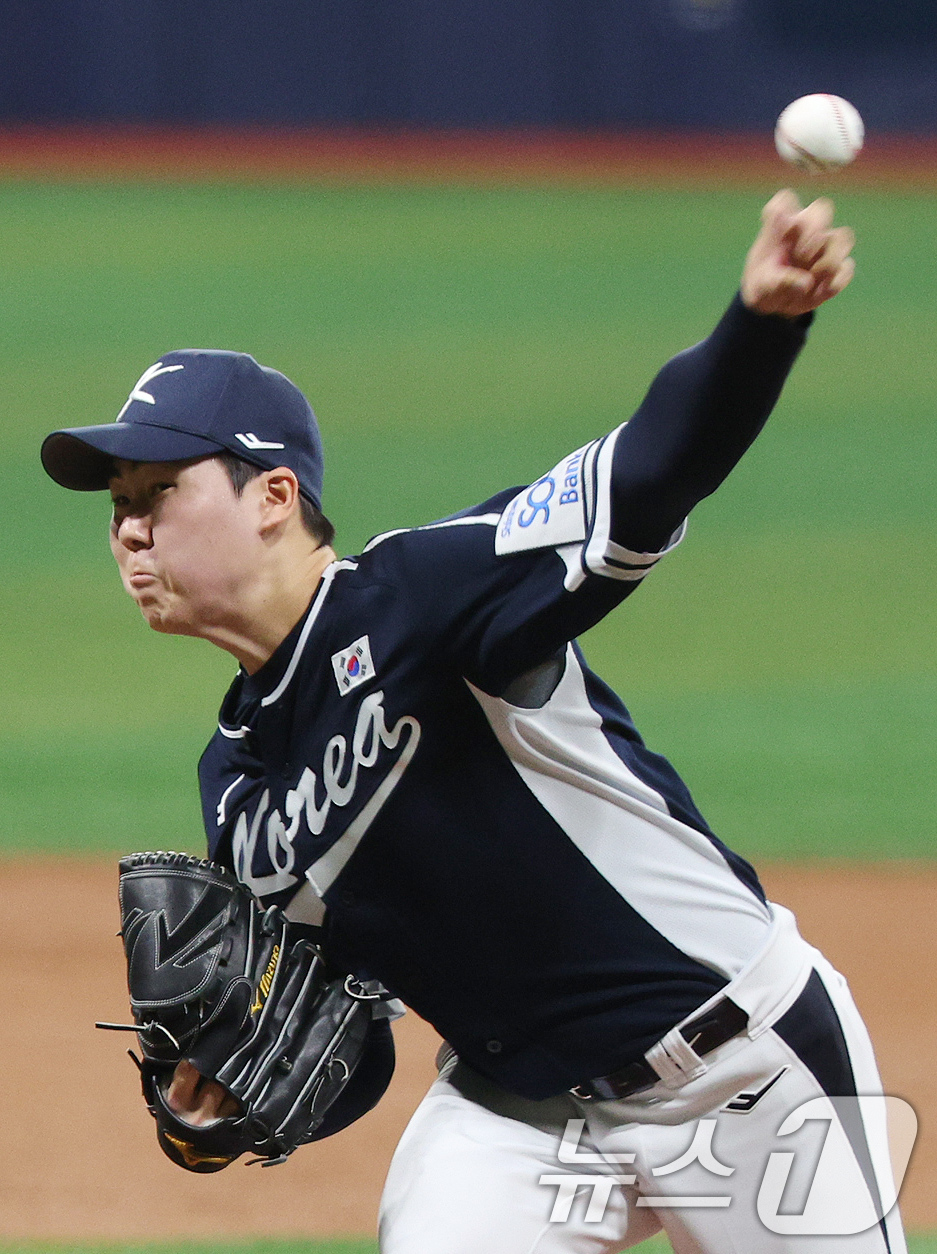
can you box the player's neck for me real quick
[198,541,338,674]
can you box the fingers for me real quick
[166,1059,241,1127]
[761,188,802,238]
[747,268,812,318]
[202,1083,240,1123]
[784,201,831,268]
[785,202,856,310]
[809,254,856,304]
[804,225,856,280]
[743,190,856,317]
[166,1058,201,1113]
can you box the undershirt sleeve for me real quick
[415,294,814,691]
[607,294,812,554]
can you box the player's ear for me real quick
[257,467,302,531]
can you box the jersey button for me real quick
[340,890,356,906]
[486,1039,502,1054]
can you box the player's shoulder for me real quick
[355,489,519,566]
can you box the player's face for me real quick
[108,456,264,637]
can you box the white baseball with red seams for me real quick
[775,94,864,171]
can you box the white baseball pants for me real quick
[379,907,908,1254]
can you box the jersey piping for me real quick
[468,644,771,981]
[363,512,501,554]
[262,558,359,707]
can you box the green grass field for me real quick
[1,178,935,861]
[0,1233,933,1254]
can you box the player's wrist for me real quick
[735,288,815,327]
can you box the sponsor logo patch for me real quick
[495,442,591,556]
[331,635,375,695]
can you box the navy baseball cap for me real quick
[41,349,324,508]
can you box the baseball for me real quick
[774,94,864,172]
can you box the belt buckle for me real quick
[570,997,749,1103]
[569,1083,597,1101]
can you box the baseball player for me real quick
[42,191,906,1253]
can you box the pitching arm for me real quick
[605,293,811,556]
[604,192,856,557]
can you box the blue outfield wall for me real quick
[1,0,936,133]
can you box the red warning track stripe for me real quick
[0,125,934,188]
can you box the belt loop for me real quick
[645,1026,709,1089]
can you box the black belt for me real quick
[571,997,749,1102]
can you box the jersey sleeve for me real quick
[493,426,687,593]
[495,293,811,590]
[381,294,811,694]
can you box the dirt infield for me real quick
[0,858,931,1241]
[0,125,936,190]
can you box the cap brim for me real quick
[40,424,227,491]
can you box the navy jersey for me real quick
[199,297,809,1100]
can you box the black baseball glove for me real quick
[102,851,388,1171]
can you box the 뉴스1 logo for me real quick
[332,635,375,695]
[539,1099,917,1232]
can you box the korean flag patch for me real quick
[331,635,376,696]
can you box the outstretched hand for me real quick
[741,190,855,318]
